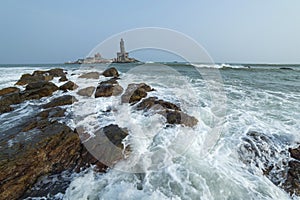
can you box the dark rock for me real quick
[0,105,13,114]
[16,68,66,86]
[77,86,95,97]
[15,73,52,86]
[0,120,106,200]
[81,124,129,168]
[102,67,119,77]
[162,110,198,127]
[25,81,58,91]
[282,160,300,196]
[0,87,20,96]
[59,81,78,91]
[136,97,181,111]
[0,93,22,107]
[59,75,68,82]
[37,107,66,120]
[95,79,123,98]
[78,72,100,79]
[42,95,78,109]
[21,81,59,100]
[280,67,293,70]
[121,83,154,104]
[103,124,128,149]
[289,147,300,160]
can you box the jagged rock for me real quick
[37,107,66,120]
[103,124,128,149]
[238,132,300,196]
[59,75,68,82]
[0,119,106,200]
[0,105,13,114]
[95,79,123,98]
[15,73,52,85]
[163,110,198,127]
[81,124,129,168]
[121,83,154,104]
[16,68,66,85]
[21,81,59,100]
[281,146,300,196]
[102,67,119,77]
[42,95,78,109]
[59,81,78,91]
[78,72,100,79]
[77,86,95,97]
[135,97,197,127]
[33,68,66,78]
[0,87,20,96]
[0,93,22,113]
[136,97,181,111]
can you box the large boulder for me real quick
[59,81,78,91]
[95,79,123,98]
[42,95,78,109]
[21,81,59,100]
[78,72,100,79]
[0,93,22,114]
[15,73,52,85]
[121,83,154,104]
[0,118,106,200]
[0,87,20,96]
[16,68,67,86]
[77,86,96,97]
[281,146,300,196]
[136,97,197,127]
[136,97,181,111]
[102,67,119,78]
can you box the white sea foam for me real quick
[1,64,299,199]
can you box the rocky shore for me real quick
[0,67,199,199]
[0,67,299,199]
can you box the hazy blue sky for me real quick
[0,0,299,64]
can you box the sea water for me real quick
[0,63,299,200]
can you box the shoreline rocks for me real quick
[95,78,123,98]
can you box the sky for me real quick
[0,0,299,64]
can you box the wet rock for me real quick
[121,83,154,104]
[103,124,128,149]
[21,81,59,100]
[282,160,300,196]
[102,67,119,77]
[77,86,95,97]
[15,73,51,85]
[16,68,66,86]
[135,96,197,127]
[59,75,68,82]
[95,79,123,98]
[0,105,13,114]
[78,72,100,79]
[0,93,22,107]
[0,87,20,96]
[42,95,78,109]
[0,93,22,113]
[136,97,181,111]
[81,124,129,167]
[237,131,300,196]
[33,68,65,77]
[0,120,106,200]
[59,81,78,91]
[163,110,198,127]
[37,107,66,120]
[289,146,300,160]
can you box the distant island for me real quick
[65,38,138,64]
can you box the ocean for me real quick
[0,63,299,199]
